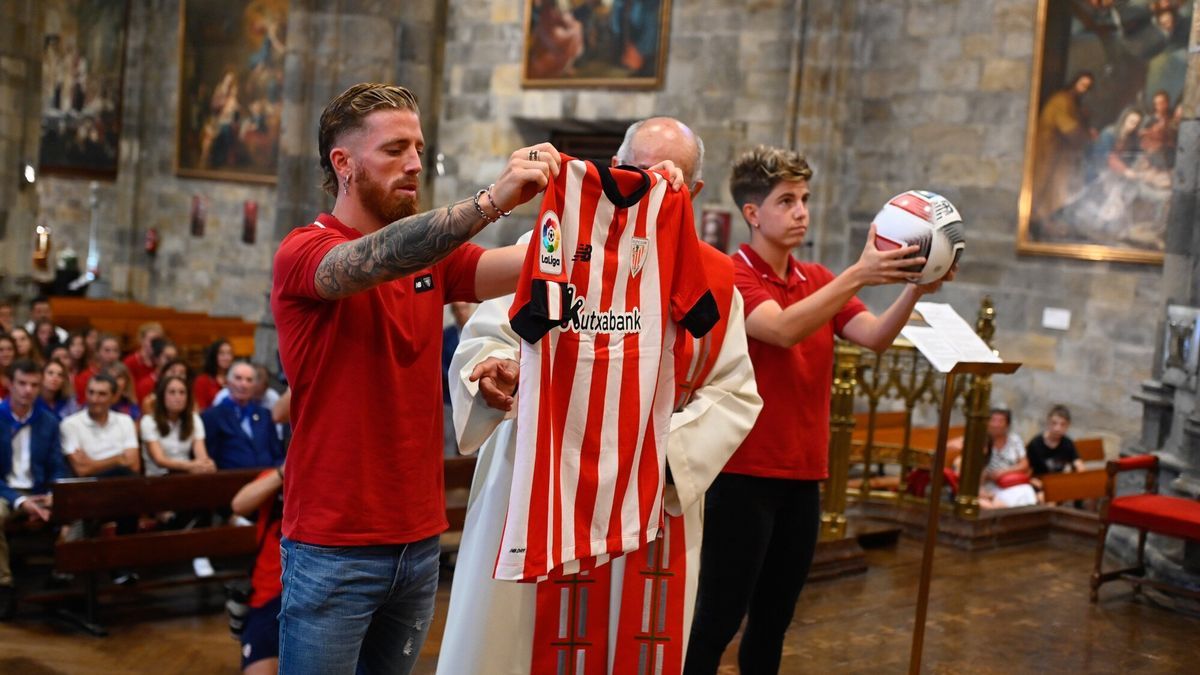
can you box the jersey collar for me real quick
[314,213,362,240]
[735,244,807,287]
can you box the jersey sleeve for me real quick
[436,242,486,303]
[810,264,867,336]
[667,188,718,338]
[732,259,772,317]
[508,175,572,344]
[272,227,346,301]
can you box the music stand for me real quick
[908,359,1021,674]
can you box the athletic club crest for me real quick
[630,237,649,277]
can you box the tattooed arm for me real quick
[315,198,485,300]
[314,143,564,301]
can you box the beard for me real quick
[355,166,419,223]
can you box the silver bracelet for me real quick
[473,188,499,224]
[486,184,512,217]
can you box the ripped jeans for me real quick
[278,535,440,675]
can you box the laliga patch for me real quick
[630,237,649,278]
[539,212,563,275]
[414,273,434,292]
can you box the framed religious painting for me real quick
[38,0,129,178]
[1017,0,1190,264]
[175,0,288,183]
[522,0,672,88]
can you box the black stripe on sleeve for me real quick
[680,290,719,338]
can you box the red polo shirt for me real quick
[271,213,483,546]
[725,244,867,480]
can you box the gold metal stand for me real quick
[909,359,1020,675]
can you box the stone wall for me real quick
[0,0,42,295]
[837,0,1164,447]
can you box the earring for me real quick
[343,176,349,195]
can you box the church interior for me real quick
[1,0,1199,673]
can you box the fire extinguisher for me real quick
[33,224,51,271]
[145,227,160,255]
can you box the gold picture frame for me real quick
[1017,0,1187,264]
[521,0,672,89]
[175,0,288,184]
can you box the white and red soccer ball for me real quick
[872,190,965,284]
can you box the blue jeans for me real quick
[278,535,440,675]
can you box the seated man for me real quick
[1,359,69,619]
[1027,404,1083,492]
[201,362,282,469]
[60,373,142,479]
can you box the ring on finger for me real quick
[528,149,538,161]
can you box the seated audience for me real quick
[201,362,282,469]
[134,338,179,402]
[9,328,42,368]
[105,362,141,422]
[1,359,69,619]
[60,373,142,479]
[123,322,165,384]
[45,344,70,370]
[23,297,68,344]
[32,320,62,360]
[75,334,122,404]
[194,339,234,411]
[230,463,285,675]
[953,408,1037,509]
[213,364,280,410]
[142,375,215,476]
[140,358,192,415]
[1027,404,1083,482]
[64,332,89,381]
[37,359,80,419]
[60,372,142,584]
[0,335,14,399]
[0,301,13,334]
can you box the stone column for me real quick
[0,0,42,296]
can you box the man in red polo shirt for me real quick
[270,83,565,675]
[684,145,953,674]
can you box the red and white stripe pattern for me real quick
[501,158,710,582]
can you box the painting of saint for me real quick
[522,0,671,88]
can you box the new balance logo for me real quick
[573,243,593,262]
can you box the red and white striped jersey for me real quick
[501,157,718,582]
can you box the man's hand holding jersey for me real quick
[470,357,520,412]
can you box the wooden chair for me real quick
[30,470,261,635]
[1091,455,1200,602]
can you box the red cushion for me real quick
[1107,495,1200,542]
[1114,455,1158,472]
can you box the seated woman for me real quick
[141,358,192,416]
[37,358,81,419]
[10,327,43,368]
[230,464,285,675]
[194,339,234,411]
[141,375,215,476]
[953,408,1037,509]
[64,331,90,381]
[32,320,62,361]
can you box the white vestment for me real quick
[437,276,760,675]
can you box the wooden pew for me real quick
[33,469,262,636]
[1042,470,1107,504]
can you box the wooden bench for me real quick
[31,469,262,635]
[1091,455,1200,603]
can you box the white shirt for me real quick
[60,409,138,462]
[140,413,205,477]
[5,407,34,493]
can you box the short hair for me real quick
[615,118,706,183]
[137,321,164,340]
[1047,404,1071,422]
[98,333,121,349]
[30,295,50,309]
[150,337,175,359]
[228,359,256,379]
[10,358,41,379]
[989,407,1012,427]
[318,83,421,196]
[88,372,118,395]
[730,145,814,210]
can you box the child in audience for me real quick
[1027,404,1083,498]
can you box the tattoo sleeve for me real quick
[314,198,486,300]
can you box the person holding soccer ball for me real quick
[685,145,956,674]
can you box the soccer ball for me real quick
[872,190,965,284]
